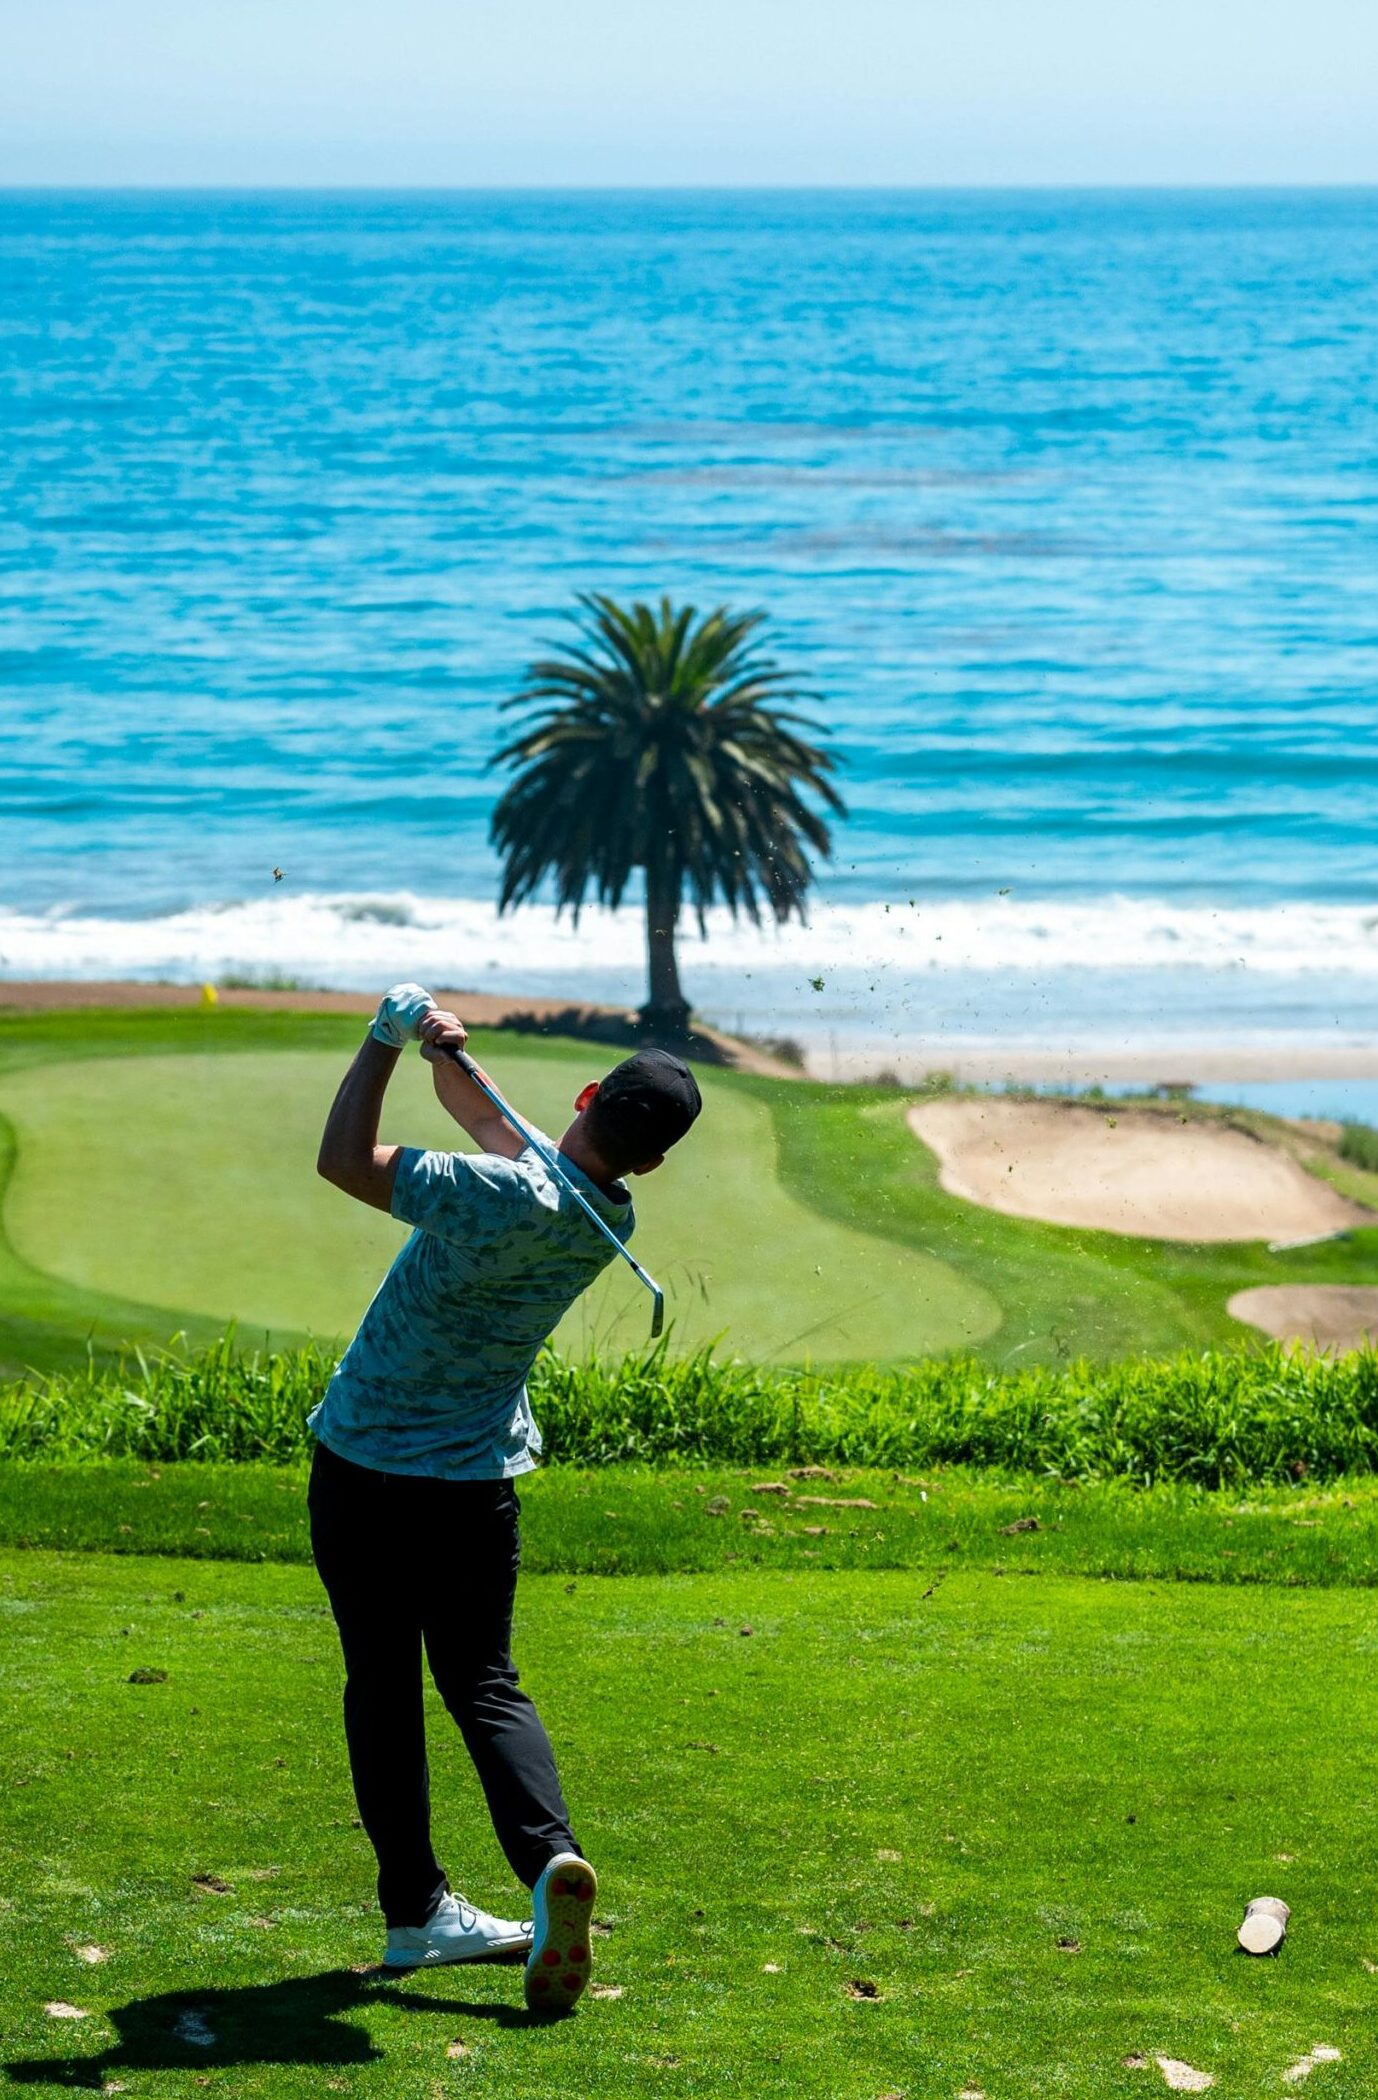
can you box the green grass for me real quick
[0,1011,367,1378]
[1339,1121,1378,1174]
[3,1006,1378,1376]
[0,1015,994,1367]
[0,1105,229,1382]
[8,1009,1376,2093]
[2,1458,1378,1587]
[3,1546,1376,2097]
[760,1079,1378,1362]
[13,1332,1378,1486]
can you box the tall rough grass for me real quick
[1339,1120,1378,1173]
[4,1335,1378,1485]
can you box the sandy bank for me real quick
[908,1094,1372,1243]
[1228,1286,1378,1355]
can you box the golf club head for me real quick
[650,1288,665,1339]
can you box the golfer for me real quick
[310,983,702,2010]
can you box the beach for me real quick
[7,976,1378,1084]
[9,977,1378,1090]
[6,889,1378,1116]
[814,1041,1378,1087]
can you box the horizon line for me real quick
[2,179,1377,196]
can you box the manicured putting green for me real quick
[1,1044,996,1361]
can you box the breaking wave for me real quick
[0,890,1369,1012]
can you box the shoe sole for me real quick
[383,1934,532,1971]
[524,1860,598,2014]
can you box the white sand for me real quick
[815,1042,1378,1086]
[1228,1286,1378,1354]
[908,1096,1372,1243]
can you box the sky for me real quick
[1,0,1375,189]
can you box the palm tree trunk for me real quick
[640,863,691,1039]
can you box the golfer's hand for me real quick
[370,983,437,1048]
[418,1010,469,1065]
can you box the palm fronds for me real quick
[490,595,845,947]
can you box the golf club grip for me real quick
[438,1042,523,1124]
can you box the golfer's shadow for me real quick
[6,1964,540,2087]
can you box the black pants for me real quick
[308,1441,579,1927]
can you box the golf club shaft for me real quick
[439,1043,665,1334]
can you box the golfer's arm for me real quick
[428,1056,526,1161]
[316,1036,405,1211]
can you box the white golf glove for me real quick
[370,982,437,1048]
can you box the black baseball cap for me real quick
[593,1049,703,1158]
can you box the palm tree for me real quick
[490,594,845,1040]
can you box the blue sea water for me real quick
[2,188,1377,1055]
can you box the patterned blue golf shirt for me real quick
[308,1136,634,1480]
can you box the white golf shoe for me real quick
[383,1892,532,1970]
[523,1852,598,2014]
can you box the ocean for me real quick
[3,188,1377,1067]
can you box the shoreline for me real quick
[808,1042,1378,1086]
[0,980,801,1079]
[4,979,1378,1087]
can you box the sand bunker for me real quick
[908,1096,1371,1243]
[1228,1286,1378,1354]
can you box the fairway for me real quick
[3,1548,1376,2097]
[0,1043,997,1363]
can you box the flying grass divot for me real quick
[1153,2062,1214,2093]
[1238,1894,1289,1955]
[1282,2045,1343,2083]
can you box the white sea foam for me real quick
[3,890,1378,994]
[4,886,1378,1072]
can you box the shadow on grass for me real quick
[6,1964,545,2086]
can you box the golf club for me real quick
[440,1042,666,1338]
